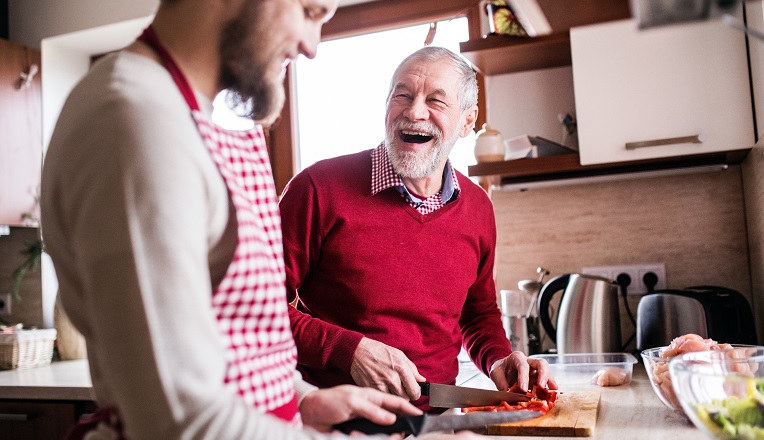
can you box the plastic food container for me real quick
[530,352,638,388]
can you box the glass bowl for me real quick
[642,344,754,415]
[641,346,684,414]
[669,347,764,439]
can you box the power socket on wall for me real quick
[0,293,12,316]
[581,263,667,295]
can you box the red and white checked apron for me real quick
[67,26,299,439]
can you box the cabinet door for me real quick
[0,400,97,440]
[0,39,42,226]
[571,18,754,165]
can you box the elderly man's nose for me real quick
[404,97,429,120]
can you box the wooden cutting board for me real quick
[485,391,601,437]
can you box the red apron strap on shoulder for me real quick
[137,26,200,111]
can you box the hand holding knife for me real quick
[332,382,540,435]
[332,410,543,435]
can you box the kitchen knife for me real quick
[420,382,531,408]
[333,410,543,435]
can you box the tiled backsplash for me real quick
[491,163,752,351]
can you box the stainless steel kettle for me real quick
[537,273,621,354]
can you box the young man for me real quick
[280,47,557,408]
[42,1,478,439]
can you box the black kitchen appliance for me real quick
[636,285,757,351]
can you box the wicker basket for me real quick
[0,329,57,370]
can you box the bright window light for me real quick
[211,93,256,131]
[293,17,477,177]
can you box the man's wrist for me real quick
[294,373,319,407]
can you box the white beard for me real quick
[385,120,461,179]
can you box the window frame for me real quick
[267,0,485,194]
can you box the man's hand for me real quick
[299,385,421,433]
[350,337,426,400]
[488,351,558,392]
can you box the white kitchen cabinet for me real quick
[571,17,754,166]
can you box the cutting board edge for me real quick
[483,390,601,437]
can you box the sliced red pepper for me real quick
[462,384,557,414]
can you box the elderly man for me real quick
[280,46,557,409]
[41,0,486,439]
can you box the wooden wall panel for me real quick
[0,227,43,328]
[743,144,764,344]
[491,167,752,350]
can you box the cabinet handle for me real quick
[0,413,29,421]
[625,134,703,150]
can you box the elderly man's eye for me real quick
[304,6,328,20]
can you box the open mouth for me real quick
[400,130,434,144]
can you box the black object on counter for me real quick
[636,285,758,351]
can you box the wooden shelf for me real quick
[459,0,632,76]
[460,33,572,75]
[467,149,752,184]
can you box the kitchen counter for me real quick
[0,359,701,438]
[455,358,699,439]
[0,359,94,401]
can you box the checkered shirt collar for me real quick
[370,143,460,204]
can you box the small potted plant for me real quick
[11,238,44,302]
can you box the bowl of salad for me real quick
[669,346,764,439]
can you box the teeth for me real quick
[401,130,432,136]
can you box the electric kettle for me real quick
[537,273,622,354]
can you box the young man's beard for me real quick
[385,120,460,179]
[217,5,285,127]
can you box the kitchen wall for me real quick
[490,164,755,349]
[486,66,578,151]
[744,1,764,347]
[0,228,44,328]
[492,165,750,295]
[743,143,764,347]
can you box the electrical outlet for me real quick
[0,293,11,316]
[581,263,666,295]
[581,267,612,280]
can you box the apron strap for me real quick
[138,26,201,111]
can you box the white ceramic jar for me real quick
[474,123,505,162]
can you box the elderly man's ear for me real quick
[460,106,479,138]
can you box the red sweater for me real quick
[279,150,511,392]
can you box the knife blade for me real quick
[333,410,543,435]
[420,382,531,408]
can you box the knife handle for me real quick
[418,381,430,396]
[332,415,422,435]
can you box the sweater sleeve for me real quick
[459,193,513,375]
[280,170,366,373]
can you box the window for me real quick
[211,93,255,131]
[292,17,477,177]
